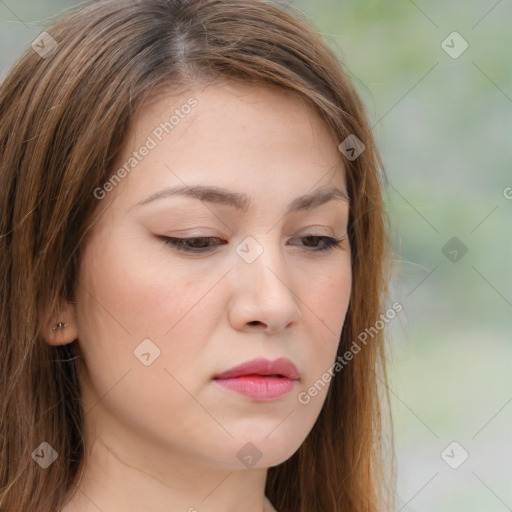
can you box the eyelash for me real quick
[160,234,346,254]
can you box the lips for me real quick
[214,357,300,380]
[213,358,299,401]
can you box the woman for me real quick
[0,1,395,511]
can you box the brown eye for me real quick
[161,236,225,252]
[289,235,345,252]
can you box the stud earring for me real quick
[53,322,67,330]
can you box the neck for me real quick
[59,433,273,512]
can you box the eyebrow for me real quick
[136,184,350,214]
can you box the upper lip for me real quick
[214,357,300,380]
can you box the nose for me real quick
[227,237,303,334]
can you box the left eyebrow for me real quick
[136,184,350,215]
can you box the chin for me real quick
[232,431,306,469]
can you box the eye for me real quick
[160,236,225,252]
[159,234,346,253]
[290,234,346,252]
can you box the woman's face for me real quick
[73,80,352,472]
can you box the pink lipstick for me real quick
[213,357,299,401]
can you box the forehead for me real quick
[133,81,339,148]
[102,81,347,213]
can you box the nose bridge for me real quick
[233,233,299,311]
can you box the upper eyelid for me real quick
[163,231,344,240]
[161,234,346,245]
[169,234,341,239]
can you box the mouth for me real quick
[213,358,299,401]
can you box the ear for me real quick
[40,300,79,346]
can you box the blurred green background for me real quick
[1,0,511,510]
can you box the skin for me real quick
[44,79,352,512]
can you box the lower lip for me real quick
[214,376,297,400]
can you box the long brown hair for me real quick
[0,1,395,510]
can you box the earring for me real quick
[53,322,67,330]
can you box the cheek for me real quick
[73,236,221,437]
[76,235,202,341]
[74,232,229,391]
[300,258,352,338]
[298,261,352,393]
[316,269,351,326]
